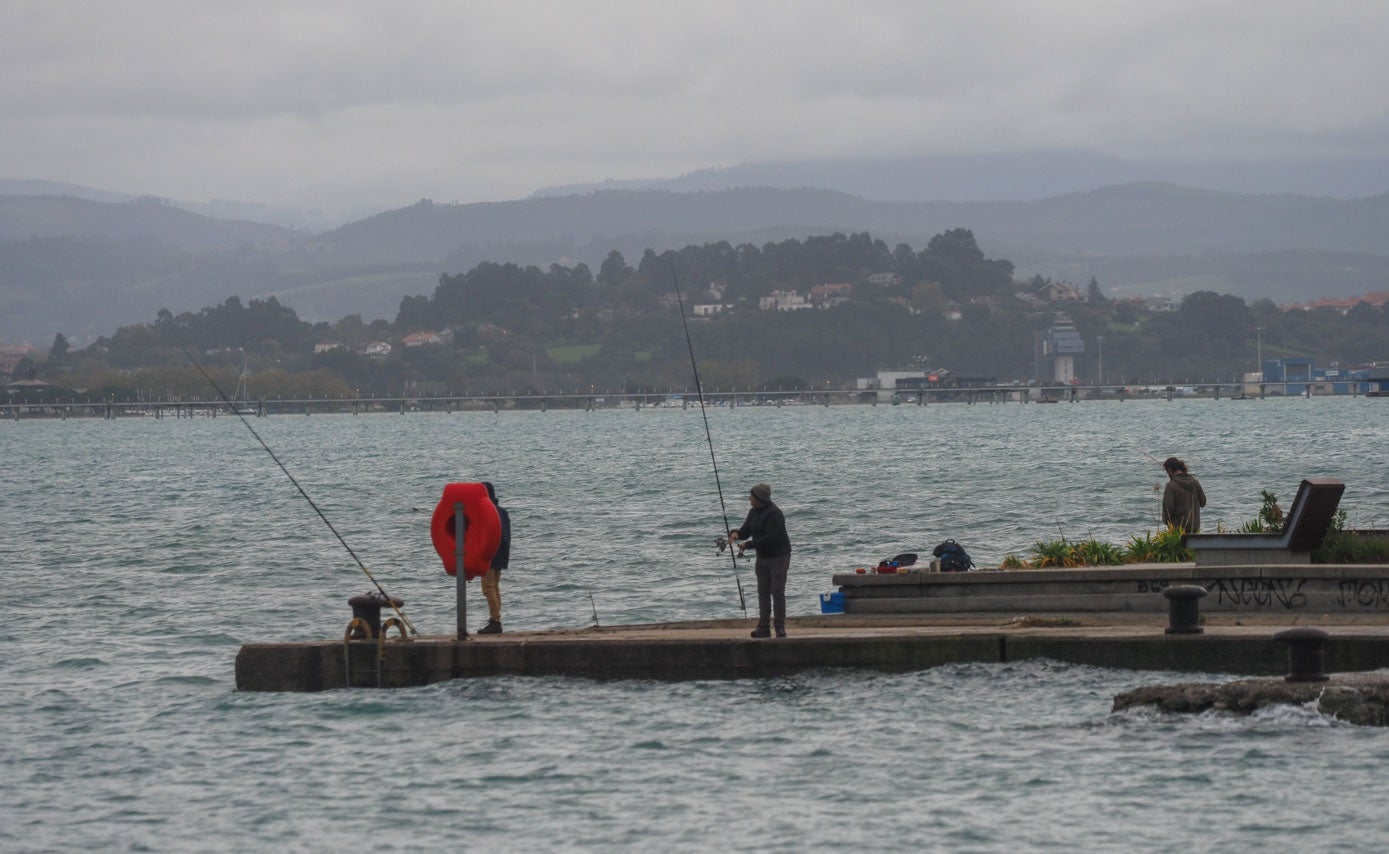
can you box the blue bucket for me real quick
[819,592,845,614]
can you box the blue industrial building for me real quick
[1314,365,1371,395]
[1368,366,1389,397]
[1262,358,1313,394]
[1260,358,1383,395]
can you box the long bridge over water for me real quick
[1,380,1365,420]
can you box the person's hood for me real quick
[1170,473,1200,493]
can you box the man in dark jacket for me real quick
[1161,457,1206,532]
[478,481,511,634]
[729,482,792,638]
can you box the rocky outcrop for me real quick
[1113,670,1389,726]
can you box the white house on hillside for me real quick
[758,290,812,311]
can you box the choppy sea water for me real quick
[4,398,1389,851]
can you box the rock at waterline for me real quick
[1113,670,1389,727]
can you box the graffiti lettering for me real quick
[1136,580,1171,594]
[1336,580,1389,609]
[1206,578,1308,610]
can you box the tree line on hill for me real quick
[11,229,1388,401]
[7,183,1389,350]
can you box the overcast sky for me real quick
[3,1,1387,215]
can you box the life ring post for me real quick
[455,501,467,639]
[429,482,502,637]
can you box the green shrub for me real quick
[1030,538,1075,567]
[1073,538,1125,566]
[1239,489,1285,533]
[1123,527,1193,563]
[1124,530,1162,563]
[1313,530,1389,564]
[1028,537,1126,567]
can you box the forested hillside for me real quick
[4,184,1389,347]
[16,229,1387,401]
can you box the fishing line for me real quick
[1134,445,1171,494]
[184,350,417,636]
[669,258,747,617]
[1132,444,1164,466]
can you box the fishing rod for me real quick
[184,350,417,636]
[669,258,747,617]
[1132,444,1164,466]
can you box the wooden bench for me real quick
[1183,477,1345,567]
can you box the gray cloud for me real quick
[2,0,1387,214]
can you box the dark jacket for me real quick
[492,504,511,569]
[482,481,511,569]
[1162,473,1206,532]
[732,501,791,559]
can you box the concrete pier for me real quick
[235,616,1389,692]
[237,562,1389,692]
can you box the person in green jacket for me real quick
[1162,457,1207,532]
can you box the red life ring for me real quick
[429,482,502,580]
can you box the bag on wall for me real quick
[932,539,975,573]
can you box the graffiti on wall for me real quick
[1336,580,1389,609]
[1206,577,1308,610]
[1136,577,1389,610]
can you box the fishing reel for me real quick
[716,535,745,556]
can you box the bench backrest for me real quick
[1281,477,1345,552]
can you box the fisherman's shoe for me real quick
[478,620,503,635]
[750,626,771,638]
[775,628,787,638]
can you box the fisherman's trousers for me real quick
[754,554,790,631]
[481,567,501,621]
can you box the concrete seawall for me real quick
[833,564,1389,615]
[236,618,1389,692]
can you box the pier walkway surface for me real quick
[236,613,1389,692]
[239,563,1389,692]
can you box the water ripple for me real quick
[4,402,1389,850]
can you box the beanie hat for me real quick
[750,483,772,503]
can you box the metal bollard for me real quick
[1274,627,1330,682]
[347,592,404,640]
[1162,585,1207,634]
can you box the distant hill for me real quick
[0,195,341,345]
[0,195,300,251]
[318,184,1389,315]
[0,179,137,205]
[532,151,1389,202]
[5,181,1389,347]
[0,179,353,232]
[326,183,1389,261]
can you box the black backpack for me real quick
[932,539,974,573]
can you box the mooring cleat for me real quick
[478,620,503,635]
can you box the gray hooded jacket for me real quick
[1162,473,1207,532]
